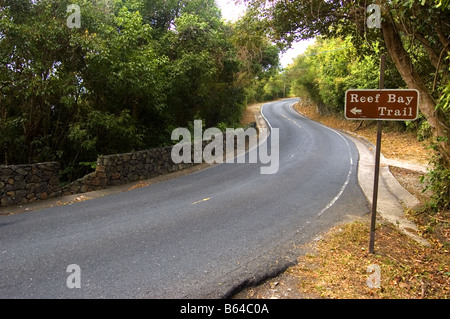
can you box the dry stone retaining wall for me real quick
[0,127,256,207]
[60,144,198,196]
[0,162,60,207]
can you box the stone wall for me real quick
[60,133,246,196]
[0,126,257,207]
[61,144,198,196]
[0,162,60,207]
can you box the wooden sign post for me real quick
[345,55,420,253]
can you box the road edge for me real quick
[1,102,276,217]
[289,102,430,247]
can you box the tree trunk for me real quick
[381,11,450,168]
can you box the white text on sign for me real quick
[345,89,419,121]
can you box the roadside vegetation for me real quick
[245,0,450,212]
[1,0,448,299]
[295,102,449,299]
[4,1,447,212]
[0,0,281,183]
[281,29,450,286]
[283,35,449,213]
[239,0,449,298]
[286,219,448,299]
[236,100,449,299]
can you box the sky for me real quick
[215,0,315,68]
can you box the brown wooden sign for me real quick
[345,89,419,121]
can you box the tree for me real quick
[244,0,450,168]
[0,0,94,165]
[229,10,281,102]
[0,0,283,183]
[133,0,221,32]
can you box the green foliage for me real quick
[245,0,450,130]
[245,0,450,211]
[229,9,281,103]
[438,79,450,112]
[79,161,97,170]
[0,0,277,182]
[286,37,383,114]
[423,77,450,210]
[422,139,450,211]
[436,0,450,9]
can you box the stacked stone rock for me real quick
[0,162,60,207]
[61,145,198,196]
[1,125,257,207]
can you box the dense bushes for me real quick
[0,0,279,182]
[286,37,401,114]
[285,35,449,210]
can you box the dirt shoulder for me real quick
[241,102,265,127]
[294,101,431,166]
[235,219,449,299]
[233,100,449,299]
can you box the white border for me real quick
[344,89,420,121]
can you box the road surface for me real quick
[0,98,369,298]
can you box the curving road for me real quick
[0,98,369,298]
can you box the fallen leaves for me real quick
[55,195,90,206]
[237,102,448,300]
[287,221,449,299]
[128,181,150,190]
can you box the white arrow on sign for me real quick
[350,107,362,115]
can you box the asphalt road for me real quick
[0,98,369,298]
